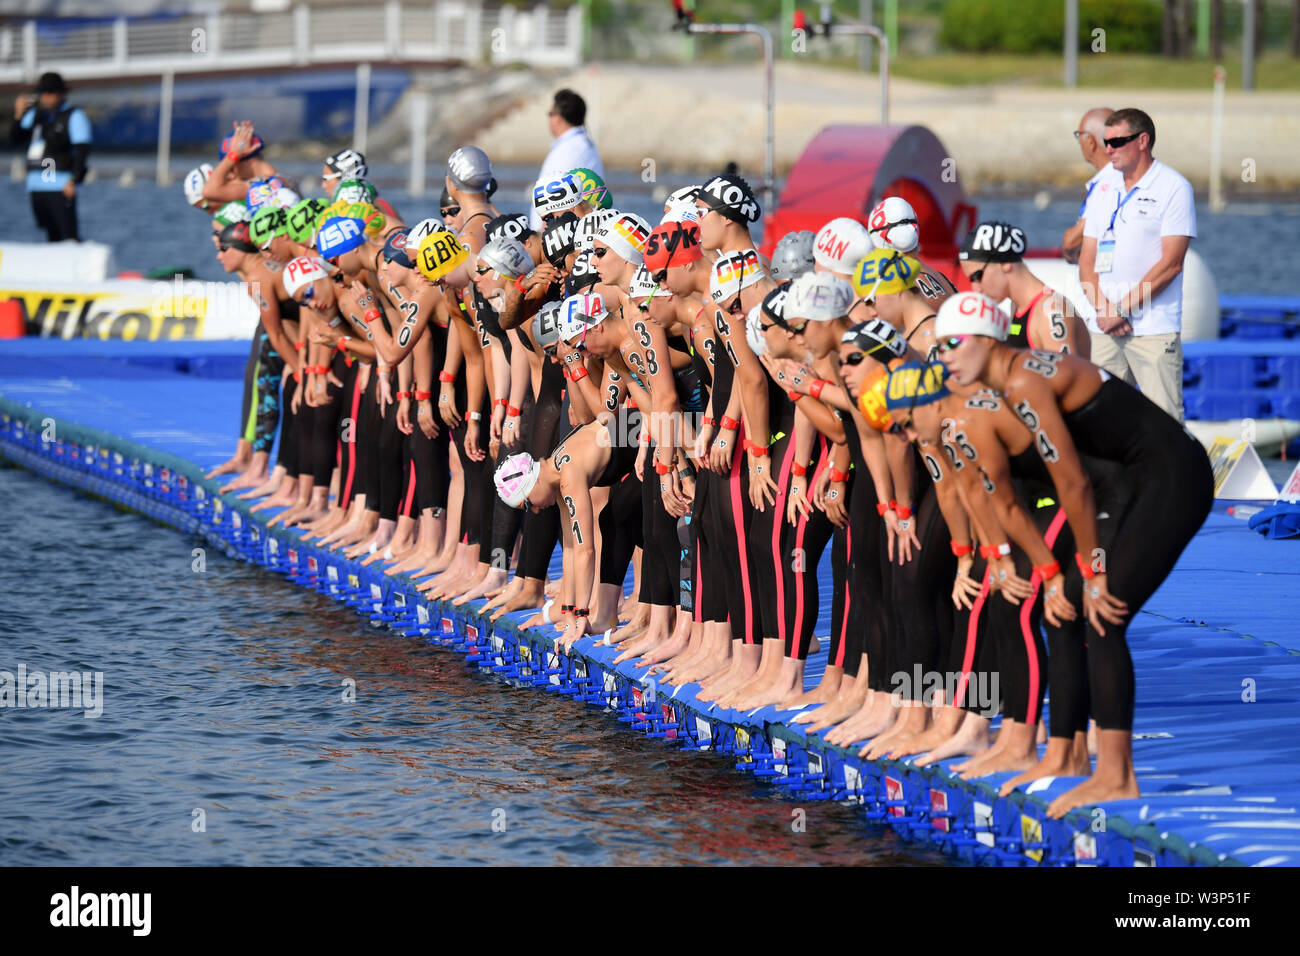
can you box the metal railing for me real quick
[0,2,584,83]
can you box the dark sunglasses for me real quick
[652,269,667,285]
[475,266,492,276]
[787,319,809,334]
[441,206,460,218]
[297,285,316,305]
[936,335,969,354]
[841,350,868,366]
[217,243,231,252]
[967,265,987,284]
[593,247,608,259]
[727,294,745,316]
[1103,132,1141,149]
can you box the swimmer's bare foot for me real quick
[482,577,521,613]
[220,466,268,494]
[825,692,897,746]
[888,706,964,760]
[490,579,545,622]
[1046,730,1137,818]
[914,714,991,768]
[999,735,1092,797]
[453,566,501,606]
[206,453,249,479]
[239,472,283,499]
[778,666,841,711]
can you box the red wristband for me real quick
[225,150,241,163]
[515,274,530,293]
[336,337,348,352]
[413,390,433,401]
[894,504,912,520]
[1076,552,1097,579]
[396,391,411,401]
[494,398,508,407]
[830,468,850,483]
[292,370,301,384]
[745,440,769,457]
[876,502,889,516]
[719,415,741,431]
[809,379,828,400]
[791,462,807,476]
[1034,560,1061,581]
[568,366,588,382]
[654,461,671,475]
[438,371,456,383]
[787,389,805,402]
[294,340,305,350]
[951,541,973,557]
[507,405,521,417]
[701,416,714,427]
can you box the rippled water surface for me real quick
[0,466,946,866]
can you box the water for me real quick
[2,157,1298,297]
[0,465,944,866]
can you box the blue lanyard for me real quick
[1107,185,1139,232]
[1079,180,1097,219]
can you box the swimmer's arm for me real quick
[452,308,486,417]
[884,431,915,512]
[1006,373,1101,561]
[412,331,433,396]
[252,284,301,378]
[374,285,437,365]
[201,155,247,202]
[507,330,530,418]
[488,336,511,405]
[966,429,1058,568]
[795,395,847,444]
[791,410,817,474]
[856,422,895,506]
[924,443,974,548]
[633,317,684,462]
[396,352,413,394]
[1033,295,1089,357]
[597,366,626,424]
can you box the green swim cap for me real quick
[287,197,328,244]
[570,168,611,209]
[335,178,377,205]
[213,201,249,227]
[249,206,290,249]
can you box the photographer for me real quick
[9,72,92,242]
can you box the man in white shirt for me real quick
[1079,108,1196,422]
[1062,107,1115,264]
[529,89,603,231]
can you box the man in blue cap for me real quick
[9,71,92,241]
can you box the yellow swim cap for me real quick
[857,365,895,432]
[851,249,921,300]
[417,231,470,281]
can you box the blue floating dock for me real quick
[3,337,1299,867]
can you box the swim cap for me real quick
[857,365,894,431]
[709,248,765,305]
[663,184,702,224]
[868,196,920,253]
[249,206,290,249]
[566,250,600,294]
[842,319,907,362]
[477,237,534,280]
[597,212,652,266]
[533,173,583,218]
[784,272,855,323]
[382,230,414,269]
[542,211,579,267]
[447,145,494,193]
[495,452,541,509]
[286,198,327,244]
[184,164,214,207]
[218,221,259,254]
[745,304,767,357]
[405,217,448,253]
[324,148,368,181]
[628,265,670,300]
[642,221,703,274]
[769,230,815,282]
[270,186,300,210]
[959,221,1027,263]
[220,131,263,160]
[486,213,534,244]
[334,179,377,205]
[695,173,760,225]
[761,282,791,326]
[245,178,276,213]
[417,231,471,282]
[212,201,249,227]
[851,249,921,300]
[328,201,385,237]
[316,216,368,260]
[283,256,330,300]
[574,208,618,253]
[569,168,612,209]
[439,185,454,210]
[533,300,563,351]
[814,217,874,274]
[885,361,949,412]
[557,291,608,342]
[934,291,1010,341]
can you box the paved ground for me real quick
[477,61,1300,192]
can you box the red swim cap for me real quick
[642,221,703,274]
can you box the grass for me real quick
[884,51,1300,91]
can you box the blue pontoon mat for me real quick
[3,338,1299,867]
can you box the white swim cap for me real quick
[663,184,702,224]
[184,164,214,207]
[557,291,609,342]
[934,291,1011,341]
[596,212,653,266]
[628,265,669,301]
[813,218,873,274]
[745,303,767,357]
[533,173,584,218]
[708,248,766,305]
[495,452,541,509]
[868,196,920,254]
[283,256,331,300]
[784,272,855,323]
[404,217,448,253]
[574,208,617,253]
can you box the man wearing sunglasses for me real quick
[1061,107,1116,265]
[1078,108,1195,422]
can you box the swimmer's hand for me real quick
[1082,572,1128,636]
[952,557,982,610]
[1042,573,1077,628]
[988,556,1033,604]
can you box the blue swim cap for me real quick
[316,216,368,260]
[884,361,949,413]
[382,230,414,269]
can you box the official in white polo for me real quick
[529,89,603,231]
[1079,108,1195,422]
